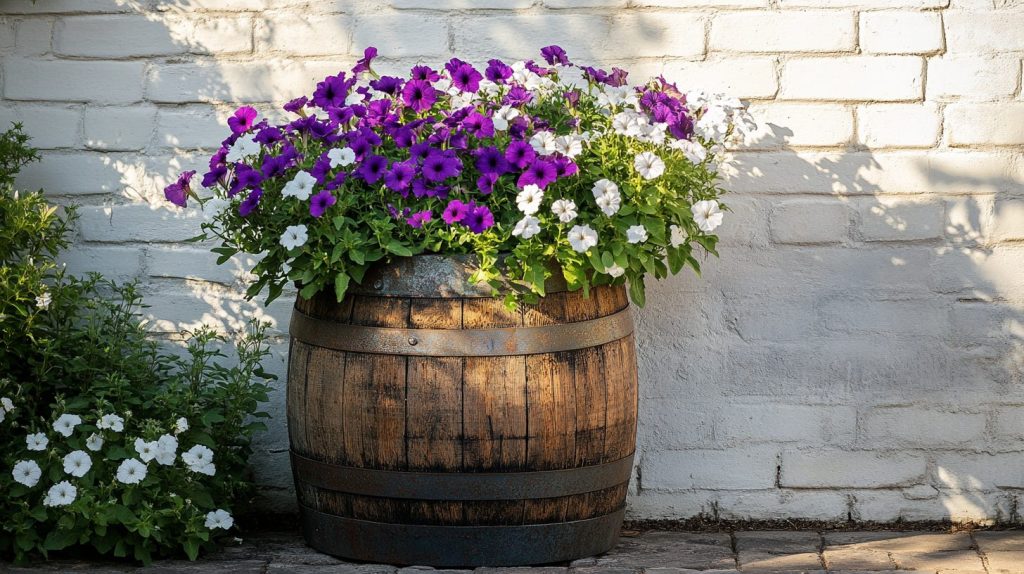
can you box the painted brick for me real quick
[991,199,1024,243]
[58,245,142,282]
[944,11,1024,53]
[820,298,948,337]
[147,60,345,103]
[141,284,291,335]
[0,20,13,52]
[453,15,610,62]
[857,199,944,241]
[54,16,187,58]
[158,0,267,9]
[257,14,352,57]
[860,11,943,54]
[155,107,226,149]
[4,58,144,103]
[13,18,52,56]
[858,103,940,148]
[643,447,780,490]
[392,0,533,7]
[995,407,1024,439]
[608,13,706,59]
[779,0,947,6]
[545,0,627,6]
[717,404,857,444]
[711,11,855,53]
[353,14,449,58]
[15,153,125,195]
[0,0,131,13]
[77,204,207,242]
[781,450,926,488]
[190,17,253,55]
[935,453,1024,489]
[946,103,1024,146]
[84,107,155,151]
[770,200,851,244]
[146,246,258,285]
[634,0,766,6]
[861,407,988,446]
[927,56,1021,101]
[779,57,923,101]
[745,103,853,148]
[0,104,80,149]
[662,58,778,99]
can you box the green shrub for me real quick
[0,123,274,564]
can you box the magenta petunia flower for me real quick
[163,170,195,208]
[238,187,262,217]
[517,158,558,189]
[406,209,432,229]
[504,140,536,170]
[541,45,570,66]
[401,79,437,113]
[553,156,578,178]
[228,106,258,135]
[463,112,494,138]
[410,65,441,82]
[309,190,336,218]
[450,63,483,93]
[464,204,495,233]
[442,200,470,225]
[352,46,378,75]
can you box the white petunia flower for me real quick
[669,138,708,164]
[515,184,544,215]
[12,460,41,487]
[26,433,48,451]
[194,462,216,476]
[116,458,148,485]
[551,199,578,223]
[595,194,621,217]
[225,134,260,163]
[43,481,77,507]
[205,509,235,530]
[35,292,51,310]
[155,434,178,466]
[63,450,92,478]
[327,147,355,168]
[591,179,619,200]
[626,225,648,244]
[669,224,686,248]
[173,417,189,435]
[605,263,626,278]
[529,131,557,156]
[691,200,724,233]
[612,110,641,135]
[134,438,158,463]
[492,106,520,131]
[98,413,124,433]
[553,135,583,158]
[182,444,215,474]
[279,225,308,251]
[511,216,541,240]
[85,433,104,452]
[1,397,13,412]
[281,170,317,201]
[567,224,599,253]
[633,151,665,180]
[202,196,230,216]
[53,414,82,438]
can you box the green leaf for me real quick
[299,282,320,299]
[385,240,413,257]
[348,249,365,265]
[183,538,200,561]
[201,410,225,425]
[334,273,350,302]
[42,529,78,551]
[628,275,647,307]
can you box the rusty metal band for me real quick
[289,306,633,357]
[299,505,624,566]
[291,451,634,500]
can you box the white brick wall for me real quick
[3,0,1024,522]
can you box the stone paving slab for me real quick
[2,529,1023,573]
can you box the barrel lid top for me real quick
[348,254,567,298]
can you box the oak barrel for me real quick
[287,255,638,566]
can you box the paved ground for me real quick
[3,529,1023,573]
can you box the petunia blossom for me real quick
[227,106,258,134]
[567,224,599,253]
[691,200,724,233]
[309,190,336,218]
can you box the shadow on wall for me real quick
[3,0,1023,522]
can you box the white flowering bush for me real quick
[165,46,754,307]
[0,126,273,564]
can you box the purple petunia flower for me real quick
[357,154,389,184]
[541,45,570,66]
[564,90,581,108]
[392,126,416,148]
[402,79,437,113]
[462,112,495,139]
[421,150,462,182]
[474,146,508,176]
[310,154,333,184]
[504,140,536,170]
[553,156,578,178]
[525,60,551,77]
[464,204,495,233]
[485,59,513,83]
[229,164,264,197]
[384,161,416,192]
[410,65,441,82]
[283,96,308,114]
[406,209,432,229]
[409,142,432,163]
[309,190,336,218]
[324,171,347,191]
[517,158,558,189]
[370,76,404,95]
[450,63,483,93]
[352,46,378,75]
[163,170,195,207]
[312,73,351,110]
[607,67,629,87]
[254,125,284,146]
[476,173,498,195]
[503,85,533,106]
[238,187,262,217]
[442,199,470,224]
[228,106,258,135]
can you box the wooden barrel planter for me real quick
[286,255,638,567]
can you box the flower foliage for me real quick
[0,125,274,564]
[166,46,754,307]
